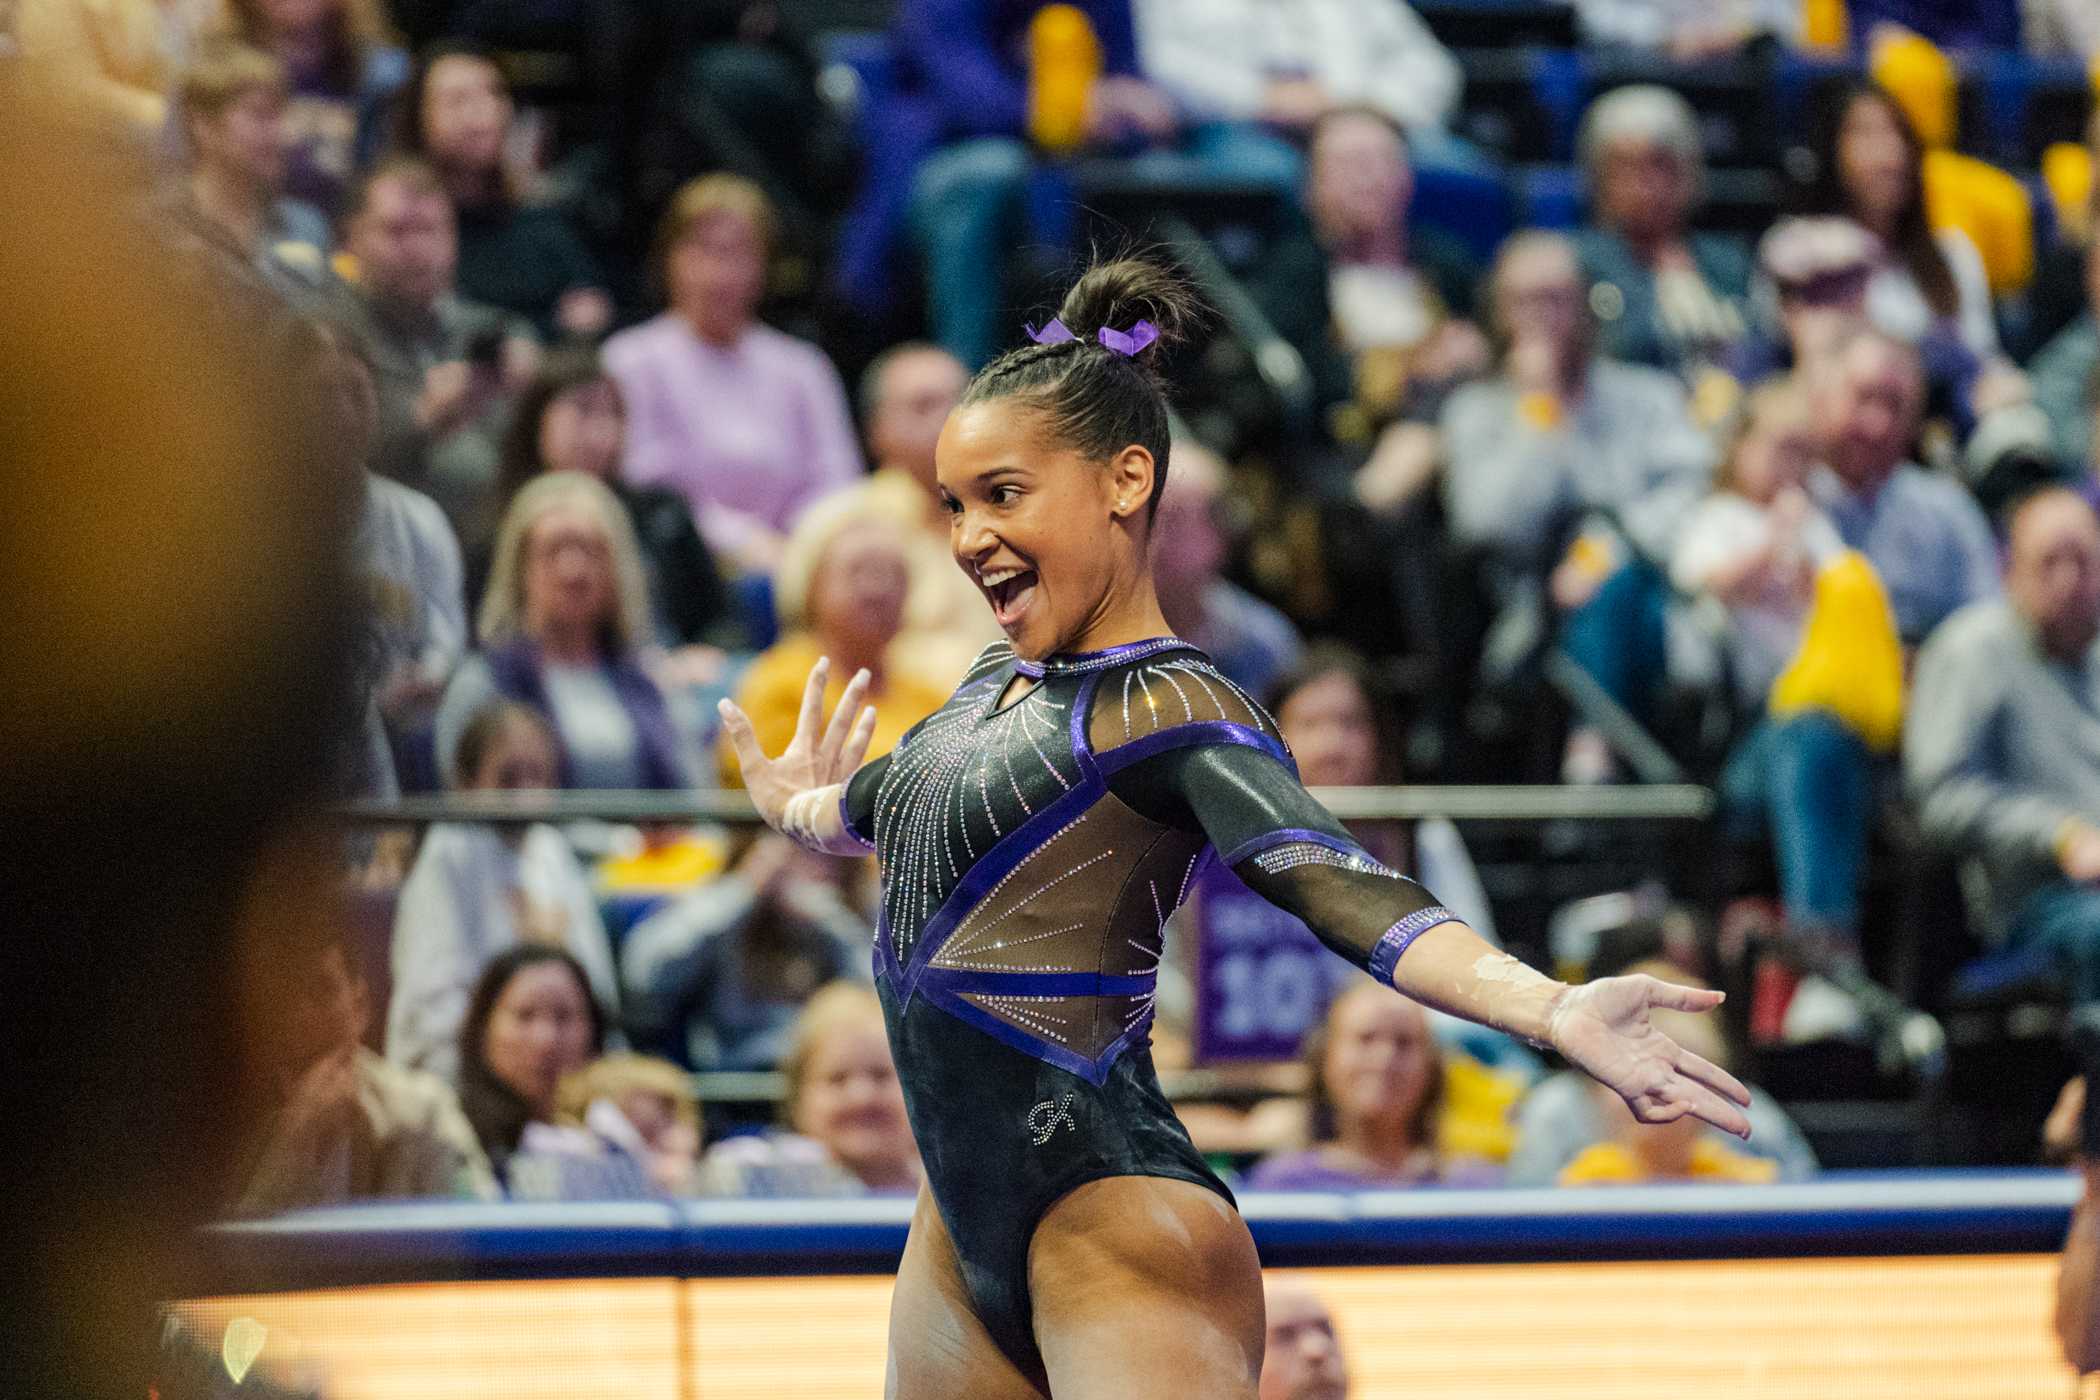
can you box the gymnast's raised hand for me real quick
[717,656,879,857]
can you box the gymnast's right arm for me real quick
[717,657,884,856]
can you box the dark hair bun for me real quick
[1054,256,1202,357]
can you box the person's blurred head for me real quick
[557,1052,701,1163]
[1579,85,1702,248]
[1259,1280,1350,1400]
[479,471,650,653]
[179,41,291,195]
[400,44,512,192]
[1308,106,1411,253]
[1305,981,1443,1152]
[782,982,917,1187]
[2007,488,2100,661]
[500,348,627,499]
[806,517,912,659]
[451,700,560,792]
[1797,80,1957,321]
[1718,377,1816,506]
[304,317,381,494]
[657,174,773,339]
[1489,231,1587,361]
[1813,327,1923,491]
[463,946,604,1121]
[343,156,456,310]
[1268,645,1394,789]
[224,0,391,84]
[863,342,968,488]
[1148,437,1229,596]
[1759,216,1877,369]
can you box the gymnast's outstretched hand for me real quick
[718,657,878,852]
[1548,973,1755,1139]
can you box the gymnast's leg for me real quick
[1027,1176,1266,1400]
[886,1187,1048,1400]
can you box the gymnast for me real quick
[719,256,1753,1399]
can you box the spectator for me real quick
[722,511,949,784]
[216,0,406,215]
[2029,239,2100,474]
[1508,962,1817,1185]
[774,342,994,688]
[604,174,862,576]
[1568,0,1795,58]
[341,154,537,529]
[695,982,923,1195]
[1133,0,1460,139]
[622,831,872,1071]
[387,701,617,1084]
[1809,327,1998,643]
[1793,80,1999,360]
[1250,105,1485,505]
[436,471,698,790]
[1439,230,1712,782]
[234,915,499,1215]
[490,347,740,652]
[456,945,653,1197]
[16,0,218,131]
[392,41,613,341]
[556,1052,703,1195]
[171,41,335,307]
[1908,489,2100,1003]
[1258,1279,1351,1400]
[1244,982,1497,1189]
[1575,85,1751,379]
[1154,440,1303,698]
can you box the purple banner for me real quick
[1191,862,1357,1063]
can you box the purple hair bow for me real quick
[1026,317,1159,357]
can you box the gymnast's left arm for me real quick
[1118,743,1753,1137]
[718,657,884,857]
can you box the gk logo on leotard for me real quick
[1027,1093,1077,1145]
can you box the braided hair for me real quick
[960,256,1204,520]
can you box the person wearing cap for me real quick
[1574,85,1752,379]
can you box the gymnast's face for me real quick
[936,398,1156,661]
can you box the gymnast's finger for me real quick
[820,667,872,767]
[1672,1044,1752,1108]
[718,698,767,775]
[794,657,831,748]
[838,704,879,778]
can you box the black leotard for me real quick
[841,638,1455,1372]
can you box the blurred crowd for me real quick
[16,0,2100,1208]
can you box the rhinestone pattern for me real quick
[1249,842,1400,879]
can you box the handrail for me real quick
[336,784,1715,827]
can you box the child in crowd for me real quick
[557,1052,703,1195]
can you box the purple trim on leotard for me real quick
[837,785,876,852]
[1215,826,1361,869]
[932,969,1156,999]
[1367,905,1460,985]
[915,976,1155,1087]
[1013,637,1195,679]
[1093,720,1296,778]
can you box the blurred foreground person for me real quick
[1258,1279,1351,1400]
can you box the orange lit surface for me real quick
[180,1255,2075,1399]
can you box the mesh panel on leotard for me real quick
[1087,653,1287,757]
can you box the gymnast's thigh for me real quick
[886,1187,1048,1400]
[1026,1175,1265,1400]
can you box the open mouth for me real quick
[979,565,1039,629]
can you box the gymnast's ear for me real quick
[1106,443,1154,520]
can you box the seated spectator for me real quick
[723,512,948,784]
[696,982,922,1195]
[1155,440,1303,698]
[456,945,653,1198]
[1439,231,1712,782]
[1909,489,2100,1007]
[774,342,993,687]
[234,914,499,1215]
[490,347,740,651]
[1244,982,1498,1190]
[1794,80,1999,360]
[388,701,617,1083]
[1575,85,1750,379]
[555,1052,703,1195]
[437,472,699,789]
[216,0,406,215]
[1249,105,1485,508]
[392,42,613,341]
[2030,239,2100,473]
[1259,1279,1353,1400]
[341,155,537,530]
[1508,962,1817,1185]
[604,174,862,576]
[1567,0,1795,59]
[16,0,218,131]
[170,41,336,307]
[623,831,870,1070]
